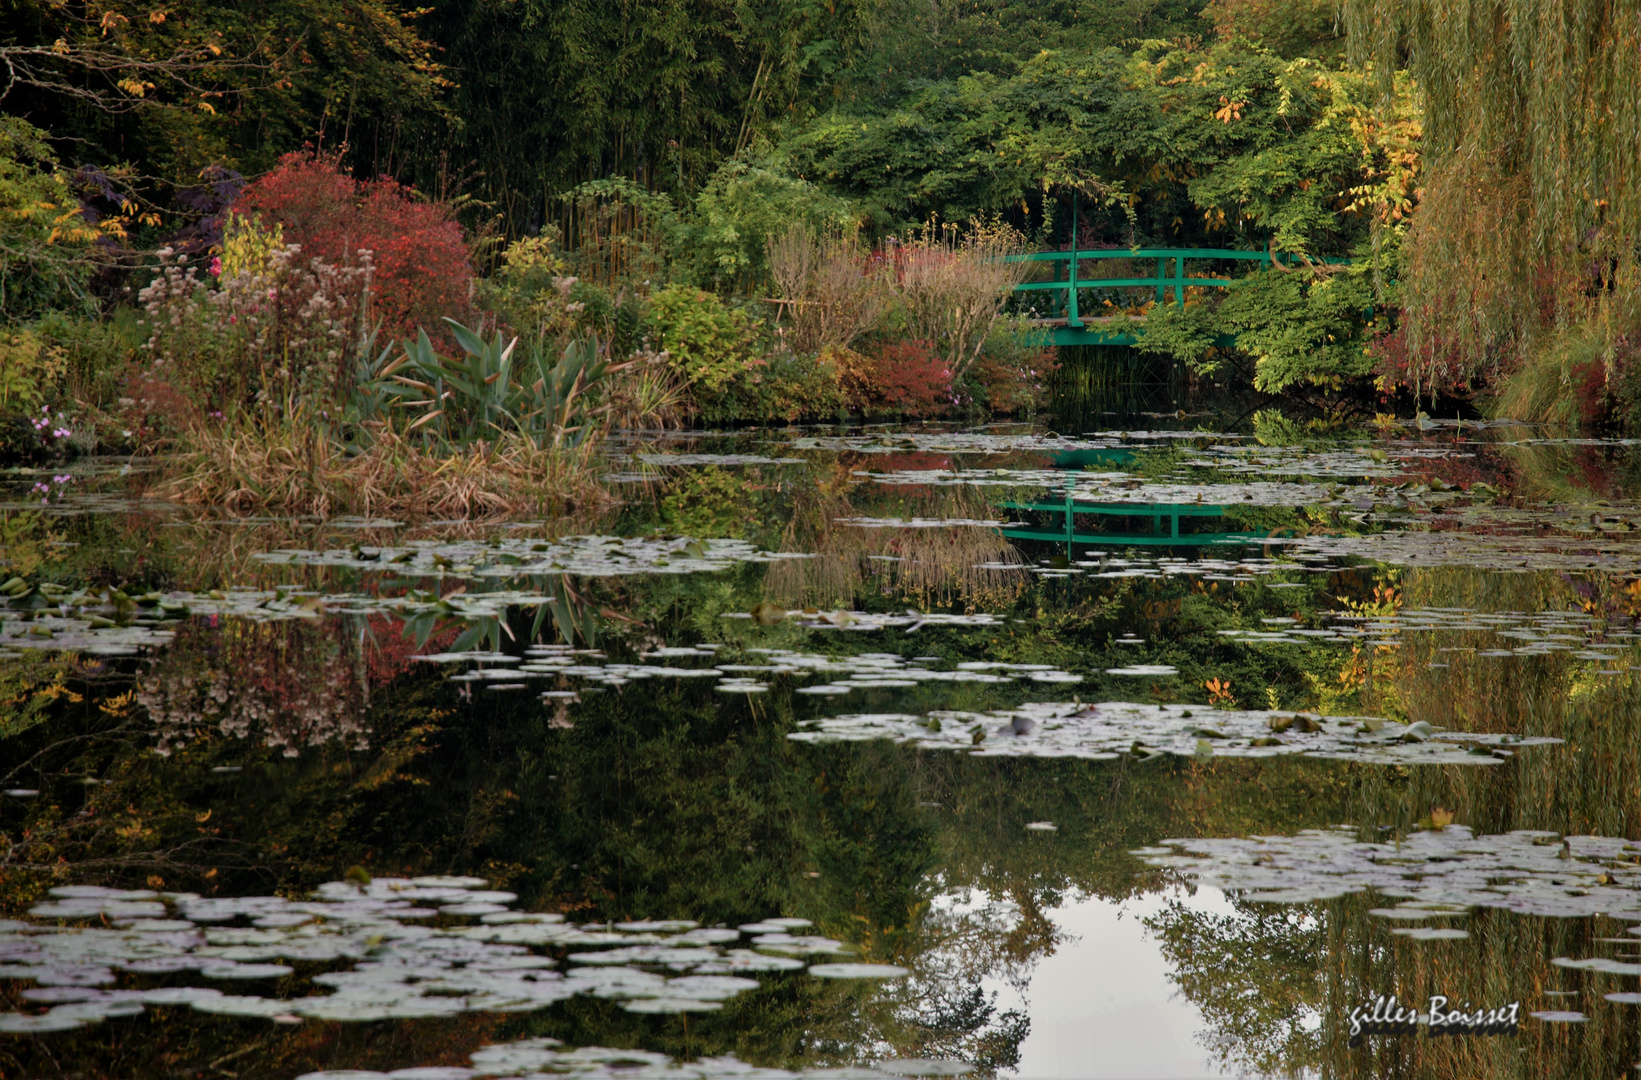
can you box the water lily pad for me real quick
[1137,826,1641,920]
[791,702,1556,765]
[620,996,725,1013]
[873,1061,974,1077]
[807,963,909,979]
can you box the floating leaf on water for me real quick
[192,995,301,1017]
[790,702,1557,765]
[753,933,848,956]
[658,975,760,1000]
[1552,957,1641,975]
[620,996,724,1013]
[807,963,910,979]
[200,963,295,980]
[874,1061,974,1077]
[687,949,806,974]
[0,1011,87,1032]
[1391,927,1470,940]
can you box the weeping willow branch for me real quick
[1345,0,1641,376]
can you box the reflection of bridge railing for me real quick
[999,493,1265,552]
[1006,246,1334,347]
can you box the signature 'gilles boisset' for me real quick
[1347,995,1521,1046]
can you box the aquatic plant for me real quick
[1137,825,1641,918]
[0,875,881,1032]
[155,418,611,518]
[790,701,1558,764]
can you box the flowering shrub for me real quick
[28,474,71,505]
[233,152,471,342]
[136,242,375,422]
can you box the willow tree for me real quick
[1346,0,1641,384]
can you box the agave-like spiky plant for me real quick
[354,318,626,450]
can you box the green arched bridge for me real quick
[1008,246,1307,347]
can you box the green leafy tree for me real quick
[0,117,103,318]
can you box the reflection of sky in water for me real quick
[999,888,1239,1080]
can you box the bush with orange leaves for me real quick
[833,339,954,417]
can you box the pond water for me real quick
[5,407,1641,1079]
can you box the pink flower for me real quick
[209,256,222,276]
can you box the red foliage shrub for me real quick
[366,614,459,687]
[867,339,953,416]
[233,152,472,343]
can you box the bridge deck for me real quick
[1009,245,1347,347]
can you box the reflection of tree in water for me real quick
[764,463,1026,611]
[1147,885,1641,1079]
[1145,896,1327,1077]
[885,888,1045,1071]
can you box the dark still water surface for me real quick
[5,417,1641,1079]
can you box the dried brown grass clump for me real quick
[888,221,1031,380]
[155,419,614,520]
[766,225,889,354]
[606,353,691,429]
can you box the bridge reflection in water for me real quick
[998,449,1264,555]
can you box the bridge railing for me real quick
[1005,247,1295,328]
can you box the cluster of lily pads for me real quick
[255,536,805,578]
[1220,606,1638,673]
[787,432,1188,454]
[604,452,807,483]
[1173,443,1453,479]
[724,609,1012,632]
[424,645,1079,698]
[0,535,817,659]
[1288,518,1641,574]
[975,553,1326,585]
[1133,825,1641,921]
[0,877,908,1034]
[0,581,565,659]
[834,517,1012,529]
[294,1037,974,1079]
[787,702,1557,764]
[634,453,805,468]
